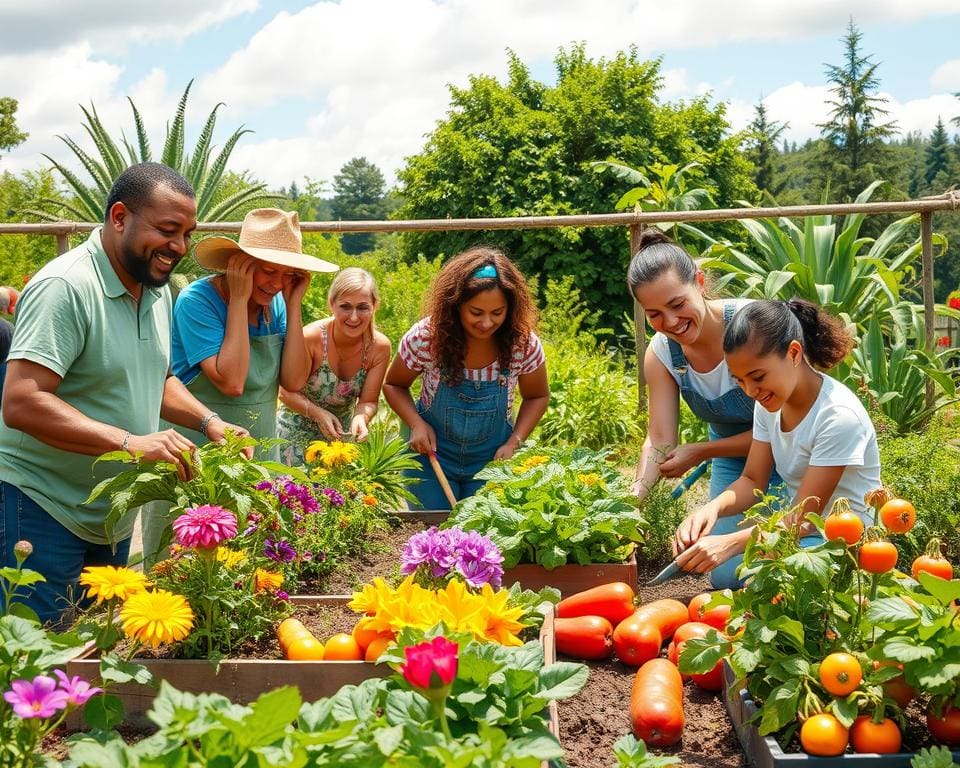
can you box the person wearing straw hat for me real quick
[141,207,338,566]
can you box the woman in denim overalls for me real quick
[628,229,782,588]
[384,247,549,510]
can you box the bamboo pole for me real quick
[921,212,935,410]
[629,224,646,412]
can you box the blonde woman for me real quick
[278,268,391,465]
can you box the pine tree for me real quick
[924,117,951,188]
[747,100,788,194]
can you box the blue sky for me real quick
[2,1,959,193]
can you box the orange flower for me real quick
[362,494,378,506]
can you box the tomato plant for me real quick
[858,540,898,574]
[911,538,953,581]
[878,498,916,534]
[824,509,864,545]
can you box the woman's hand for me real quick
[673,505,719,556]
[658,443,703,478]
[206,419,254,459]
[309,405,344,441]
[350,414,369,443]
[282,270,311,306]
[493,439,519,461]
[408,420,437,455]
[674,534,740,574]
[224,253,256,302]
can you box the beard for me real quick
[119,243,179,288]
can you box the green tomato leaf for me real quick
[83,693,125,730]
[918,572,960,606]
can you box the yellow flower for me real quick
[310,467,329,479]
[216,548,247,569]
[304,440,325,464]
[120,589,194,648]
[436,579,485,635]
[513,454,549,474]
[476,583,526,647]
[362,494,378,506]
[320,441,360,468]
[79,566,149,604]
[577,473,601,487]
[254,568,283,593]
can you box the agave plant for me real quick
[702,181,944,328]
[30,80,281,223]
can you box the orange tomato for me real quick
[824,511,864,545]
[879,499,916,534]
[819,652,863,697]
[858,541,898,574]
[800,713,849,756]
[286,635,325,660]
[324,632,363,661]
[849,715,902,754]
[277,618,313,655]
[364,635,393,663]
[912,554,953,581]
[352,617,382,652]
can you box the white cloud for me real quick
[890,92,960,136]
[931,59,960,91]
[0,0,257,53]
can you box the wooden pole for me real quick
[629,224,646,412]
[55,234,69,255]
[921,212,935,410]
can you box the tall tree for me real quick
[818,19,898,200]
[396,45,755,322]
[0,97,28,155]
[331,157,388,254]
[746,100,788,195]
[924,117,951,189]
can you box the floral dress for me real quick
[277,324,369,466]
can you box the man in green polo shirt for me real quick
[0,163,248,625]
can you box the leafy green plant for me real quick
[636,482,688,565]
[610,733,682,767]
[64,632,588,768]
[447,447,644,568]
[29,80,281,223]
[911,746,960,768]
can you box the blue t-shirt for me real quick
[171,276,287,384]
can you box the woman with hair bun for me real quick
[673,298,881,588]
[384,246,549,510]
[628,228,780,505]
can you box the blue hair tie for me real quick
[472,264,498,279]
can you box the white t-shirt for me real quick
[650,298,752,400]
[753,374,880,522]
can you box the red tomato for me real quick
[687,592,732,630]
[613,616,662,667]
[928,705,960,746]
[912,554,953,581]
[824,511,865,545]
[630,658,684,746]
[631,599,689,642]
[667,621,713,679]
[691,663,724,692]
[879,499,916,534]
[555,616,614,661]
[557,582,636,625]
[858,541,898,574]
[849,715,902,754]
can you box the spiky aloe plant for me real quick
[30,80,282,223]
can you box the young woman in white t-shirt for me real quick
[674,298,881,588]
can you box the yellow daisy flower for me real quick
[576,473,602,487]
[476,583,526,647]
[304,440,325,464]
[216,548,247,569]
[320,441,360,468]
[120,589,194,648]
[79,565,149,604]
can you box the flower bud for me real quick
[13,540,33,564]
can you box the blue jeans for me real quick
[0,482,131,626]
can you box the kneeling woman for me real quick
[142,208,336,566]
[383,247,549,509]
[674,299,880,588]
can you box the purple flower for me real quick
[400,526,503,588]
[53,670,102,707]
[264,538,297,563]
[275,590,289,602]
[3,675,69,719]
[322,487,345,507]
[257,477,321,515]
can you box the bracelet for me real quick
[121,432,132,455]
[199,411,221,438]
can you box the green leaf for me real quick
[83,693,125,730]
[610,733,682,766]
[868,597,920,625]
[918,572,960,606]
[99,655,154,686]
[239,686,302,745]
[909,746,960,768]
[882,637,936,663]
[536,661,589,700]
[758,678,800,735]
[373,724,404,756]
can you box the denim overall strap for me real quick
[406,372,512,509]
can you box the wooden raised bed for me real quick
[67,595,557,736]
[722,663,960,767]
[394,509,638,596]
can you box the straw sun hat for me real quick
[193,208,339,273]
